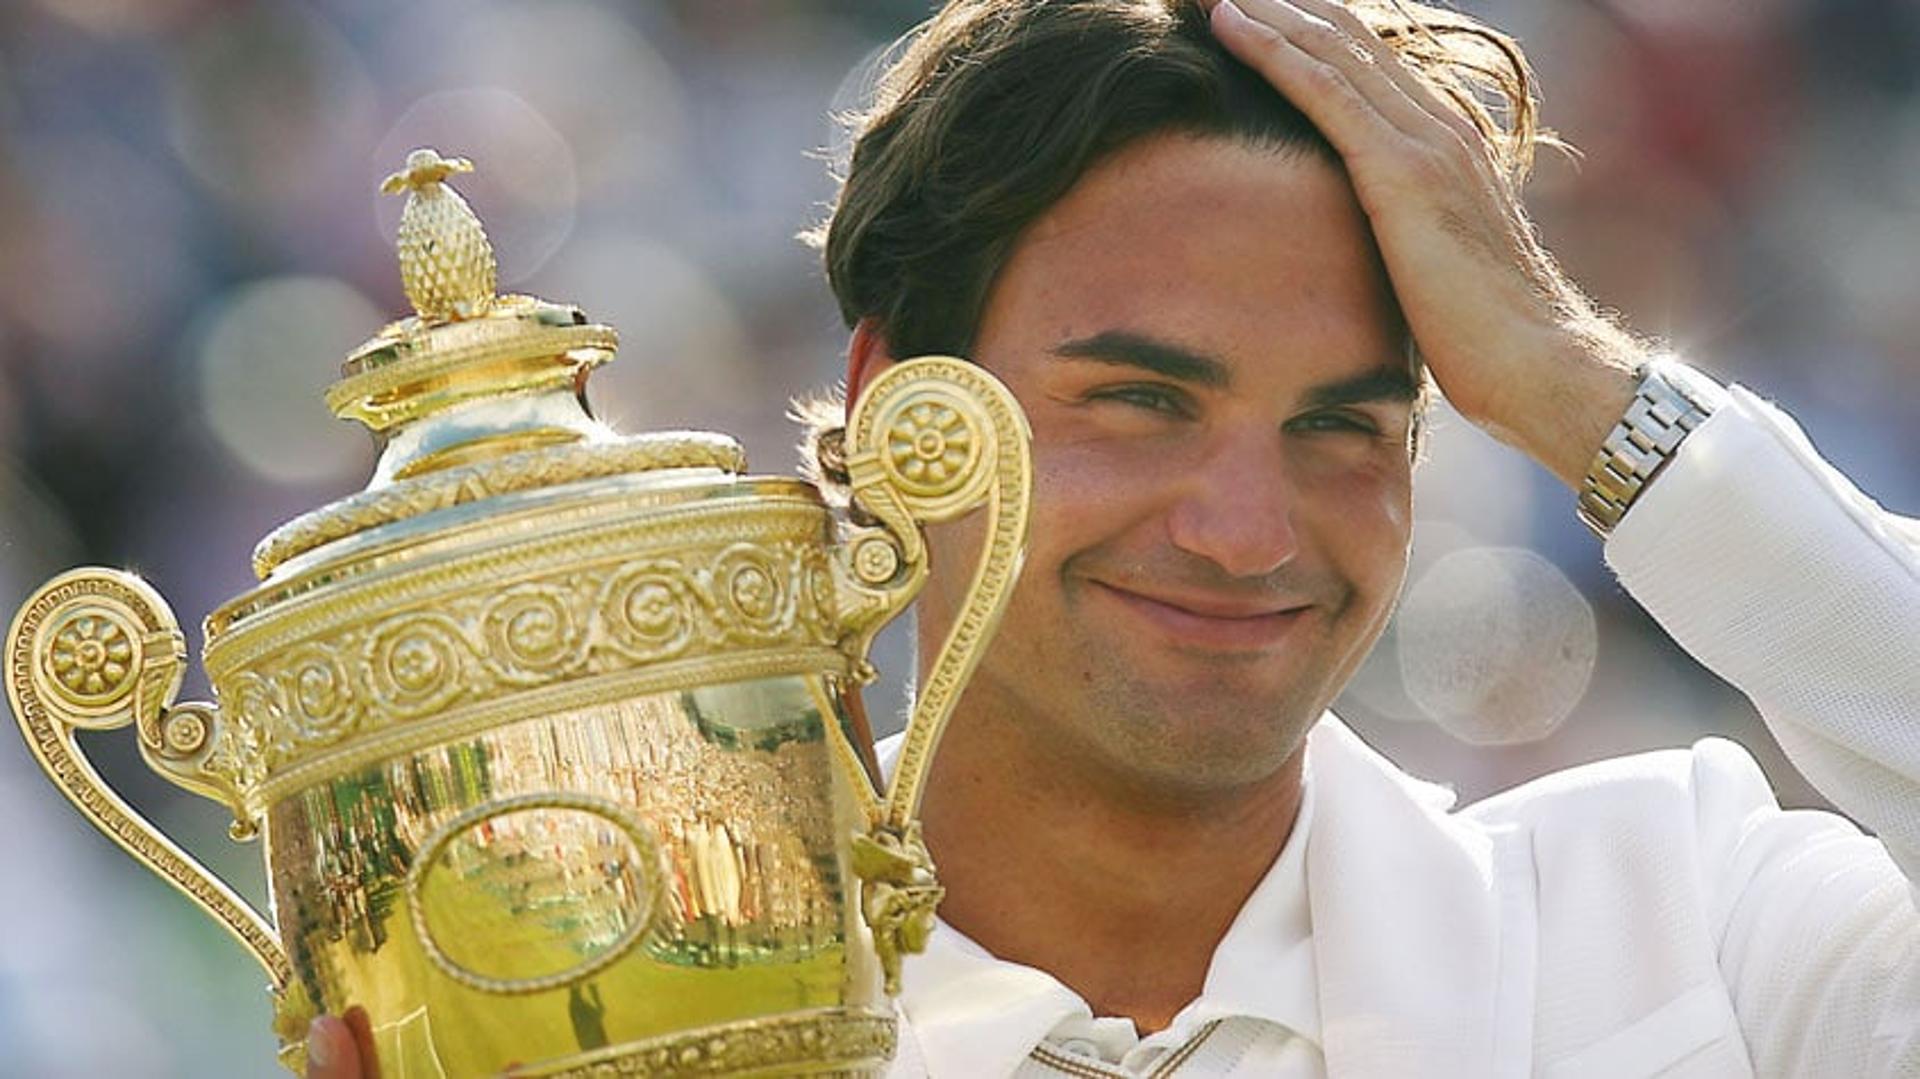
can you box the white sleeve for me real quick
[1688,737,1920,1074]
[1604,386,1920,1073]
[1606,383,1920,880]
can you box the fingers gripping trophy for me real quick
[4,149,1033,1077]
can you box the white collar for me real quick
[873,731,1319,1078]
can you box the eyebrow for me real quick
[1300,364,1420,409]
[1049,330,1418,407]
[1049,331,1230,387]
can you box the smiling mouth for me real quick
[1089,581,1312,653]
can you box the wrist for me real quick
[1539,359,1643,490]
[1464,330,1644,489]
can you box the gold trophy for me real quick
[4,149,1031,1077]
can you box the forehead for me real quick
[974,133,1405,382]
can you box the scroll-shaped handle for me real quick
[5,569,294,997]
[832,356,1033,992]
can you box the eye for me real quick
[1088,383,1194,418]
[1284,410,1380,436]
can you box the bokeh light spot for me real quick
[404,1,687,201]
[194,276,377,485]
[1397,546,1598,745]
[29,0,210,36]
[164,4,378,214]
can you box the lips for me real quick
[1089,581,1312,653]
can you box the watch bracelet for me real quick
[1577,359,1718,538]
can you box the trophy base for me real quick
[505,1006,897,1077]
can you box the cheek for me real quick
[1032,423,1212,509]
[1022,436,1196,570]
[1295,455,1412,588]
[1036,439,1152,509]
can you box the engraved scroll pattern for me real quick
[205,539,840,798]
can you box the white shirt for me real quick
[876,744,1322,1078]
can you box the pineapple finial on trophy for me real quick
[380,147,496,322]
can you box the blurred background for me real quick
[0,0,1914,1073]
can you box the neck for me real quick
[913,699,1306,1034]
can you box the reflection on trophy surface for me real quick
[4,148,1032,1076]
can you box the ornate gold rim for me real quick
[504,1006,896,1078]
[228,479,825,639]
[325,321,617,418]
[252,433,748,578]
[218,493,827,664]
[206,492,848,811]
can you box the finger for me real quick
[1210,0,1411,163]
[305,1016,362,1079]
[343,1006,382,1079]
[1224,0,1435,142]
[1281,0,1488,148]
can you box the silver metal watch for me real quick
[1577,357,1722,538]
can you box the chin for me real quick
[1082,684,1317,791]
[1110,736,1303,798]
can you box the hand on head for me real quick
[1205,0,1644,483]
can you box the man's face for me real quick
[912,133,1415,798]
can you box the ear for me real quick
[846,317,898,417]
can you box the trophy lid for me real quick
[185,149,843,815]
[249,149,748,581]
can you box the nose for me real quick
[1165,428,1300,580]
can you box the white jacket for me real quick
[888,384,1920,1077]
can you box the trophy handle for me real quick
[838,355,1033,991]
[6,569,293,993]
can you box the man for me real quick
[310,1,1920,1075]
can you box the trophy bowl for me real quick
[4,149,1031,1077]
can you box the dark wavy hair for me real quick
[798,0,1546,497]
